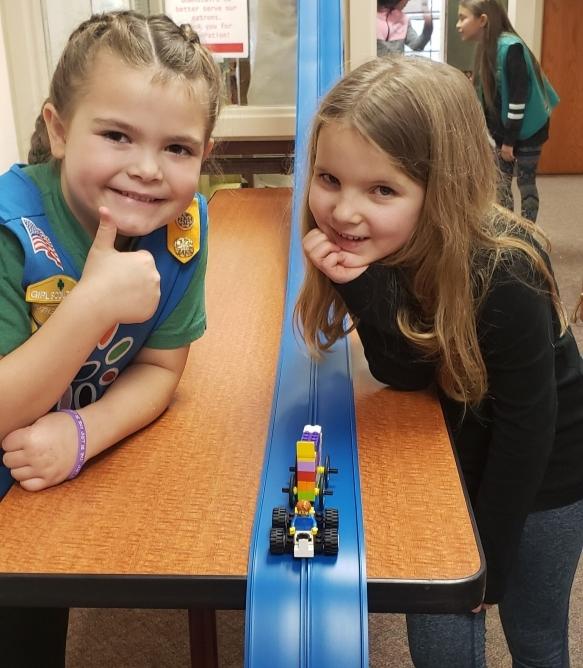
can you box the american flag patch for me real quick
[21,217,63,270]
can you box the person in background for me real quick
[0,10,222,666]
[377,0,433,56]
[457,0,559,223]
[295,55,583,667]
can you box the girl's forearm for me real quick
[77,358,185,460]
[0,285,112,437]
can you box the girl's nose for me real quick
[128,151,162,182]
[332,197,363,225]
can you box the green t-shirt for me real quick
[0,162,207,356]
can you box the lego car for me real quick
[269,425,339,557]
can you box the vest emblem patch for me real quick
[21,216,64,270]
[25,274,77,304]
[26,275,77,331]
[167,200,200,263]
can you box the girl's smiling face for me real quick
[308,122,425,265]
[44,51,213,238]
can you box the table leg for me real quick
[188,608,218,668]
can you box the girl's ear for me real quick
[479,13,488,28]
[42,103,67,159]
[203,138,214,161]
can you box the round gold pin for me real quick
[176,212,194,231]
[174,237,195,258]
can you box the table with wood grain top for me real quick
[0,189,483,612]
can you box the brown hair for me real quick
[459,0,545,112]
[377,1,403,10]
[28,10,222,164]
[294,56,567,405]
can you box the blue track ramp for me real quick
[244,2,368,667]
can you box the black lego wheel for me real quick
[269,527,287,555]
[272,506,288,529]
[323,528,339,555]
[324,507,339,529]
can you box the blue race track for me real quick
[244,2,369,666]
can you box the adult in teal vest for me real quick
[457,0,559,222]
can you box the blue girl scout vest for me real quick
[0,164,207,496]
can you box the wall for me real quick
[0,10,19,170]
[508,0,544,56]
[0,2,50,163]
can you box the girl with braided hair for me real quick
[0,10,222,665]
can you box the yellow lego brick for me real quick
[296,440,316,459]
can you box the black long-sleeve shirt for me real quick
[334,260,583,603]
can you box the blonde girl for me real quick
[0,10,221,666]
[457,0,559,223]
[295,56,583,667]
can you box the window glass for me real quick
[215,0,297,107]
[377,0,444,62]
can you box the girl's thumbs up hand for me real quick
[78,206,161,326]
[91,206,119,250]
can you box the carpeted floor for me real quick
[66,176,583,667]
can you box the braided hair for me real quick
[28,11,222,164]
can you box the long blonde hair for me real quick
[459,0,545,112]
[28,10,222,164]
[294,56,566,405]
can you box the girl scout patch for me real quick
[26,274,77,330]
[167,200,200,263]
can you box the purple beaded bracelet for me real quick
[60,409,87,480]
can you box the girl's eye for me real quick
[320,173,339,186]
[167,144,193,156]
[374,185,394,197]
[103,131,129,143]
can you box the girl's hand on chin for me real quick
[302,228,369,284]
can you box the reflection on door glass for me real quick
[245,0,296,107]
[377,0,442,61]
[163,0,297,108]
[196,0,297,108]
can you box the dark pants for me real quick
[406,497,583,667]
[497,144,543,223]
[0,607,69,667]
